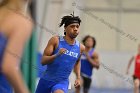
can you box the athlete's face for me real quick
[85,37,94,48]
[65,23,80,38]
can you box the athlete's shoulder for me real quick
[48,35,59,45]
[7,11,32,27]
[80,43,85,53]
[0,12,33,39]
[132,53,138,59]
[49,35,59,41]
[134,53,140,59]
[3,12,33,35]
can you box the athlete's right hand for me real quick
[56,48,67,56]
[74,78,81,88]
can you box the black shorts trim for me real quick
[82,76,92,90]
[133,75,140,81]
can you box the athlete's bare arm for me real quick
[41,36,66,65]
[92,51,100,69]
[2,14,33,93]
[126,56,135,74]
[41,36,58,65]
[85,51,100,69]
[74,44,85,88]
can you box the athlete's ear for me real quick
[64,30,66,35]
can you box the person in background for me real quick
[0,0,33,93]
[75,35,100,93]
[126,44,140,93]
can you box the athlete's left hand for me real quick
[74,78,81,88]
[83,51,88,56]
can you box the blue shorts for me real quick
[35,78,69,93]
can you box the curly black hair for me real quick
[0,0,8,6]
[59,14,81,35]
[59,14,81,27]
[82,35,96,48]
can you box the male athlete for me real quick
[35,14,85,93]
[126,44,140,93]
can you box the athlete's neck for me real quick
[85,47,92,52]
[64,36,75,45]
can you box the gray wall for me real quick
[36,0,140,89]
